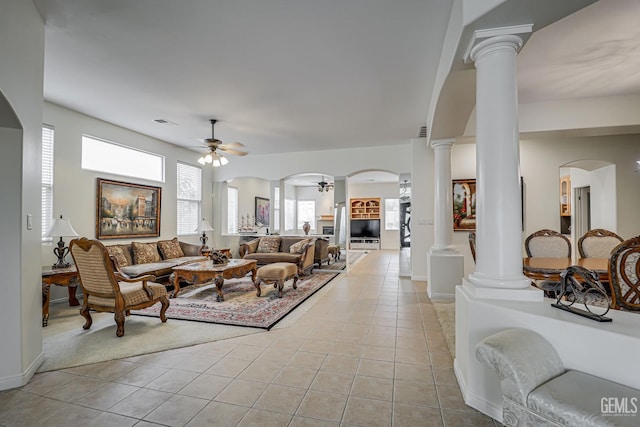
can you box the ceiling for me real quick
[33,0,639,157]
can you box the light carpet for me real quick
[432,301,455,356]
[133,272,338,329]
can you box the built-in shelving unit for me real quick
[350,198,380,219]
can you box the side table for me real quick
[42,265,80,327]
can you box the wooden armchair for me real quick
[577,228,623,258]
[608,236,640,311]
[524,229,571,258]
[69,237,170,337]
[468,231,476,263]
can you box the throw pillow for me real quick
[132,242,162,264]
[289,239,310,254]
[256,236,282,253]
[106,245,129,267]
[157,237,185,259]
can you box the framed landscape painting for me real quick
[255,197,270,226]
[96,178,161,239]
[452,179,476,231]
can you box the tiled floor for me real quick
[0,250,499,426]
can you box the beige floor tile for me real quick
[178,373,232,399]
[350,375,393,401]
[329,342,364,358]
[64,359,139,381]
[300,339,335,354]
[0,393,69,426]
[320,355,360,374]
[441,409,496,426]
[86,411,138,427]
[194,340,238,357]
[310,370,354,395]
[393,402,444,427]
[37,402,103,426]
[430,351,454,369]
[20,371,78,395]
[357,359,395,379]
[395,362,434,383]
[206,357,252,377]
[288,351,327,369]
[342,396,392,427]
[75,381,138,410]
[433,368,458,387]
[114,364,169,387]
[237,359,283,383]
[185,401,249,427]
[437,385,480,413]
[256,345,297,363]
[395,347,430,366]
[253,383,306,414]
[144,394,209,426]
[364,334,396,348]
[361,345,395,362]
[273,366,318,389]
[237,408,293,426]
[225,344,266,361]
[214,378,268,407]
[393,379,439,407]
[396,335,428,351]
[176,353,221,373]
[43,376,107,402]
[296,390,348,422]
[105,388,173,419]
[144,369,199,393]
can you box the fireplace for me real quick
[322,226,334,235]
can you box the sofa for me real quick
[239,235,316,275]
[476,328,640,427]
[104,237,206,283]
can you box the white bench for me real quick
[476,328,639,426]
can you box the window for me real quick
[285,199,295,231]
[176,162,202,235]
[42,125,54,242]
[228,187,238,234]
[385,198,400,230]
[273,187,280,231]
[81,135,165,182]
[297,200,316,231]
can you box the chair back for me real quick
[578,228,623,258]
[524,229,571,258]
[70,237,119,298]
[468,231,476,263]
[608,236,640,311]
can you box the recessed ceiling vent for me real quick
[153,118,179,127]
[418,125,427,138]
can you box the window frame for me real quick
[42,125,55,242]
[176,162,202,236]
[297,200,316,231]
[385,198,400,230]
[228,186,239,234]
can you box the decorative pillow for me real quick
[256,236,282,253]
[157,237,185,259]
[290,239,310,254]
[131,242,162,264]
[106,245,129,267]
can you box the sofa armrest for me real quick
[298,239,316,273]
[239,238,261,258]
[475,328,566,405]
[179,241,202,256]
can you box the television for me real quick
[350,219,380,238]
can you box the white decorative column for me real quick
[464,33,538,299]
[428,139,463,299]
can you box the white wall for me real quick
[225,177,270,230]
[43,102,214,299]
[348,182,400,250]
[0,0,45,390]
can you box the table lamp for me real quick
[46,215,80,269]
[194,218,214,254]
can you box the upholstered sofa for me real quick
[239,236,316,275]
[476,328,640,427]
[104,237,206,283]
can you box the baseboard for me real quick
[429,292,455,300]
[0,351,44,391]
[455,359,503,422]
[411,274,427,281]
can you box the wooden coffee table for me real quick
[171,259,257,301]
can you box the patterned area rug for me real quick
[133,272,339,329]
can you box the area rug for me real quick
[133,272,339,329]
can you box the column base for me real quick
[463,277,542,301]
[429,245,458,254]
[427,251,464,300]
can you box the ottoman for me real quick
[255,262,299,298]
[327,245,341,262]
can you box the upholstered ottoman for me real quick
[327,245,341,262]
[255,262,299,298]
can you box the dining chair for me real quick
[69,237,170,337]
[524,229,571,297]
[577,228,623,259]
[468,231,476,263]
[608,236,640,311]
[524,229,571,258]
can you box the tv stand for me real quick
[350,238,380,250]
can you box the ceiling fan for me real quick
[317,176,334,192]
[197,119,248,167]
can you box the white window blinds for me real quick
[385,198,400,230]
[177,162,202,235]
[42,125,54,241]
[228,187,238,233]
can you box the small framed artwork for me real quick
[453,179,476,231]
[255,196,270,226]
[96,178,161,239]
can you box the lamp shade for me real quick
[46,215,80,237]
[194,218,214,233]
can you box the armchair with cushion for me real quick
[524,229,571,297]
[239,235,316,275]
[69,237,170,337]
[577,228,623,258]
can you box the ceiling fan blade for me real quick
[219,147,248,156]
[218,141,245,148]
